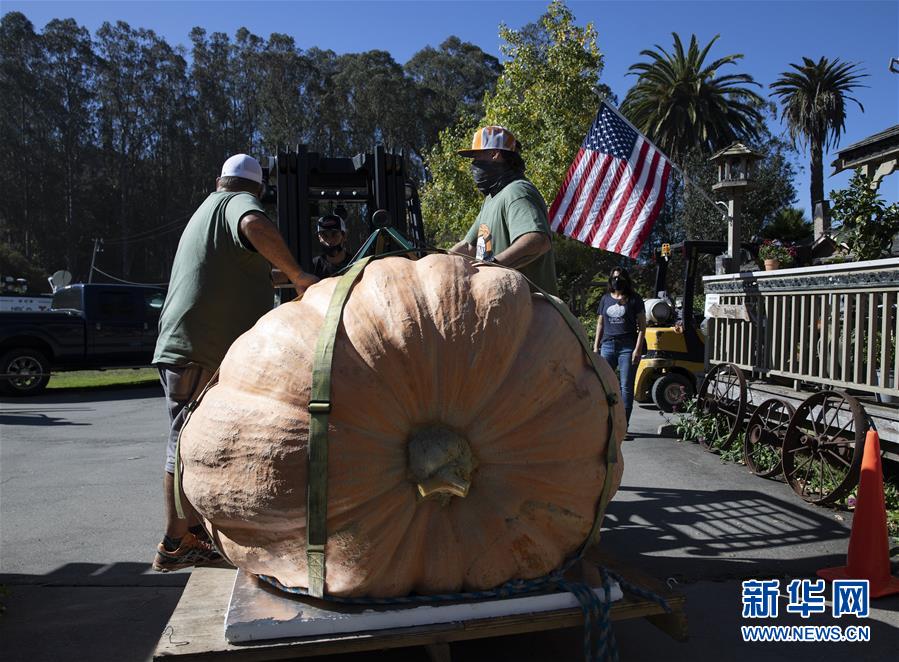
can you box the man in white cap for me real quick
[151,153,318,571]
[451,125,558,295]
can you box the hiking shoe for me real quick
[152,532,223,572]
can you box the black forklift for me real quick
[264,144,426,273]
[635,240,754,411]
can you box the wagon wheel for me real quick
[743,398,794,478]
[697,363,747,453]
[781,391,866,505]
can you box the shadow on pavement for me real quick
[0,412,91,426]
[0,384,162,406]
[0,562,187,662]
[602,486,852,582]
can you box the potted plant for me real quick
[758,240,796,270]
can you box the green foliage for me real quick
[884,479,899,541]
[421,115,482,246]
[0,245,48,293]
[758,240,797,266]
[422,1,621,304]
[770,57,868,153]
[405,36,502,153]
[486,1,603,204]
[760,207,813,243]
[675,396,741,457]
[621,33,764,161]
[830,171,899,260]
[770,56,867,213]
[47,367,159,390]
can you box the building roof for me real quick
[831,124,899,175]
[709,141,765,163]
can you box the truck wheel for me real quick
[0,348,51,396]
[652,373,693,412]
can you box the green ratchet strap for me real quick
[306,256,373,597]
[302,252,622,599]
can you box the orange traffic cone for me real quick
[817,429,899,598]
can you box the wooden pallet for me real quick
[153,551,687,661]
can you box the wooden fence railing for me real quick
[702,258,899,399]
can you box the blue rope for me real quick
[257,559,670,662]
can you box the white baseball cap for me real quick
[220,154,263,184]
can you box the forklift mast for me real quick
[652,240,757,327]
[266,145,426,272]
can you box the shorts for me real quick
[158,363,216,474]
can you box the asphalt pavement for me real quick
[1,386,897,661]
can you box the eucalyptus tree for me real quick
[332,50,420,155]
[404,36,502,153]
[41,18,96,272]
[0,12,47,261]
[770,56,867,214]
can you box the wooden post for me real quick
[727,194,742,273]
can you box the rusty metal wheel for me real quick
[743,398,794,478]
[781,391,866,505]
[697,363,747,453]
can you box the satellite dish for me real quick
[49,270,72,293]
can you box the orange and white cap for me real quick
[458,125,521,157]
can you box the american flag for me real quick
[549,101,672,258]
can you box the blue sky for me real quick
[7,1,899,206]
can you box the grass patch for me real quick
[47,367,159,390]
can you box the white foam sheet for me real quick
[225,570,623,643]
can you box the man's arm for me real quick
[450,239,476,257]
[494,231,551,269]
[239,213,318,294]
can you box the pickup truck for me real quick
[0,283,166,396]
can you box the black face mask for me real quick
[609,277,622,291]
[471,160,517,196]
[322,242,344,257]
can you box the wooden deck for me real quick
[153,552,687,661]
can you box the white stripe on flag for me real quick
[567,154,613,240]
[605,141,656,249]
[584,138,643,246]
[572,155,616,243]
[577,159,617,244]
[620,157,667,256]
[550,151,591,232]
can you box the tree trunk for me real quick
[810,140,824,215]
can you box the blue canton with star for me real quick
[583,102,639,159]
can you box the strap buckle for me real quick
[307,545,326,598]
[308,400,331,414]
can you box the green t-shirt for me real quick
[464,179,559,295]
[153,191,274,370]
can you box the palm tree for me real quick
[621,33,764,161]
[770,57,867,216]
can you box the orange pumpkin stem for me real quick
[407,426,476,502]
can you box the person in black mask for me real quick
[593,267,646,426]
[450,126,558,295]
[312,214,351,278]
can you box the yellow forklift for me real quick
[634,240,733,411]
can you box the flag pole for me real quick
[594,92,729,220]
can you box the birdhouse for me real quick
[710,142,765,193]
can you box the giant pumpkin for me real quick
[180,254,624,598]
